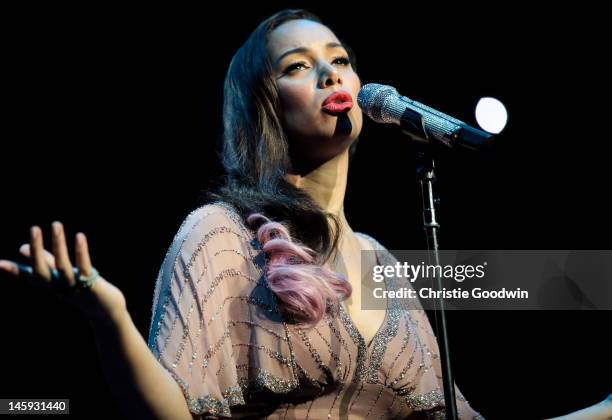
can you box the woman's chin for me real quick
[316,112,357,139]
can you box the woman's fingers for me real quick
[19,244,57,269]
[51,221,76,287]
[75,232,93,276]
[0,260,36,279]
[30,226,52,281]
[5,224,91,290]
[0,260,20,276]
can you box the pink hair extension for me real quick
[247,213,352,327]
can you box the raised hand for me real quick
[0,222,127,324]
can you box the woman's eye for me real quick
[283,56,349,75]
[332,56,350,66]
[285,62,309,73]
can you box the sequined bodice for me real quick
[147,202,484,419]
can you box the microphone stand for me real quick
[415,146,458,420]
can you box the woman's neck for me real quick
[285,149,351,229]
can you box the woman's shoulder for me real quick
[175,201,251,241]
[164,201,257,269]
[354,231,387,252]
[183,200,248,230]
[354,231,401,268]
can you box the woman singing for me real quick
[1,9,610,420]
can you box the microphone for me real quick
[357,83,494,150]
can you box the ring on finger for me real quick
[74,267,100,289]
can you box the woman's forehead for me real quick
[268,19,340,58]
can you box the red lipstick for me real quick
[322,91,353,114]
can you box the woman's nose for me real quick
[318,65,341,88]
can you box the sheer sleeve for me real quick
[147,202,298,418]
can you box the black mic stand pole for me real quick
[415,146,458,420]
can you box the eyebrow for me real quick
[275,42,346,64]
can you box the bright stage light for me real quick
[475,97,507,134]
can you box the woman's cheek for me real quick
[278,81,314,113]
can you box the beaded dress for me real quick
[147,202,484,419]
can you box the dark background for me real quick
[0,2,609,419]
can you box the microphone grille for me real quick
[357,83,398,123]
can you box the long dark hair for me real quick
[207,9,358,266]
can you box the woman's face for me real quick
[268,19,362,172]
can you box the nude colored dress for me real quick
[147,202,484,419]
